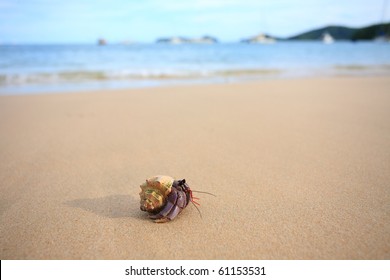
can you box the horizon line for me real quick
[1,21,388,45]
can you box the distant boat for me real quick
[374,0,390,42]
[97,38,107,46]
[322,32,334,44]
[374,35,390,42]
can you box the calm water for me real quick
[0,42,389,94]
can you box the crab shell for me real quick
[139,175,174,213]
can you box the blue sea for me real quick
[0,42,389,94]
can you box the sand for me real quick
[0,77,389,259]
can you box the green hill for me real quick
[287,22,390,41]
[352,23,390,40]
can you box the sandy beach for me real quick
[0,77,389,259]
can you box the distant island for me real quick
[156,36,218,44]
[242,22,390,43]
[97,22,389,45]
[241,33,276,44]
[287,22,390,41]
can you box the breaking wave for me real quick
[0,68,282,86]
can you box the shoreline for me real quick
[1,76,389,259]
[1,73,390,97]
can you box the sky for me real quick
[0,0,389,43]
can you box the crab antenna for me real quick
[191,190,216,197]
[191,200,203,219]
[192,200,200,206]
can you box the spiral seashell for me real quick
[139,175,174,213]
[139,175,213,223]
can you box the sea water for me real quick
[0,41,389,94]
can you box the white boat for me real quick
[322,32,334,44]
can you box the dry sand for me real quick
[0,77,389,259]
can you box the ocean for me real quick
[0,41,389,94]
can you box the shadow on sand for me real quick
[65,195,145,220]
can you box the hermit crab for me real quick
[139,175,214,223]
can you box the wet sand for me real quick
[0,77,389,259]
